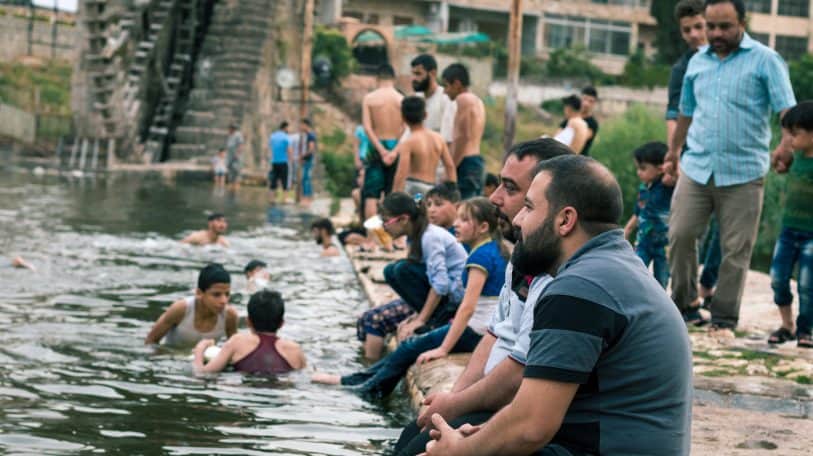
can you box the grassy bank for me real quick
[0,60,73,141]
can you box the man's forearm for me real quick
[670,116,691,153]
[453,356,524,415]
[451,333,495,392]
[666,120,677,151]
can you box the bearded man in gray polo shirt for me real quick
[425,155,692,456]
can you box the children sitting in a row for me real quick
[312,194,508,399]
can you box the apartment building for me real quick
[324,0,813,74]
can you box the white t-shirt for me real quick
[419,87,455,143]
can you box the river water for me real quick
[0,168,409,454]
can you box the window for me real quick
[750,32,770,46]
[590,0,650,6]
[393,16,414,26]
[745,0,772,13]
[775,35,808,60]
[544,14,631,56]
[778,0,809,17]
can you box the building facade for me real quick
[325,0,813,75]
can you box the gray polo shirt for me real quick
[525,229,692,455]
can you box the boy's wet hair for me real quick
[485,173,499,188]
[248,289,285,332]
[426,182,461,204]
[781,101,813,132]
[441,63,470,87]
[562,94,582,111]
[198,263,231,291]
[207,213,225,222]
[310,217,335,235]
[377,63,395,79]
[243,259,267,275]
[675,0,704,20]
[633,141,668,166]
[581,86,598,98]
[401,96,426,125]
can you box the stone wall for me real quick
[0,103,36,144]
[0,14,78,61]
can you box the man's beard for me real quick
[412,77,430,93]
[496,208,519,244]
[511,214,561,277]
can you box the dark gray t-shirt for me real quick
[525,229,692,456]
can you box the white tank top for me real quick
[163,296,227,347]
[553,126,575,147]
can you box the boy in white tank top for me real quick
[145,263,239,347]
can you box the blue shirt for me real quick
[421,224,467,304]
[354,125,369,161]
[269,130,290,164]
[634,176,673,241]
[679,33,796,187]
[666,49,695,121]
[462,239,507,297]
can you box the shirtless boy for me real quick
[311,218,340,257]
[442,63,486,199]
[193,289,306,374]
[145,263,239,347]
[361,64,405,219]
[181,213,230,246]
[386,96,456,196]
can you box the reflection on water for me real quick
[0,169,409,454]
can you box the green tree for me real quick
[312,26,354,87]
[650,0,684,64]
[790,53,813,101]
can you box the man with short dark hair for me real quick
[558,87,600,156]
[424,155,692,456]
[362,63,405,219]
[665,0,796,330]
[387,96,456,196]
[269,121,292,204]
[393,138,572,456]
[442,63,485,199]
[299,118,317,207]
[180,213,230,246]
[411,54,454,143]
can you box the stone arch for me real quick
[339,20,396,74]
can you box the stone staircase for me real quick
[167,0,275,162]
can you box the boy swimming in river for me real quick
[145,263,239,347]
[193,289,306,374]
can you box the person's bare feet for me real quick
[311,372,341,384]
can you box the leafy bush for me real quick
[545,47,615,85]
[312,26,354,87]
[789,53,813,101]
[619,50,671,88]
[321,149,355,197]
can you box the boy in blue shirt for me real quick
[268,121,292,204]
[624,142,674,288]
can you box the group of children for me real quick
[623,101,813,347]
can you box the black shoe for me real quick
[682,307,709,326]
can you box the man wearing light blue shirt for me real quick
[268,122,292,204]
[664,0,796,330]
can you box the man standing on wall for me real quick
[361,63,405,220]
[442,63,485,199]
[558,86,600,156]
[225,124,244,190]
[665,0,796,331]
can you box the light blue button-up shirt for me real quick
[679,33,796,187]
[421,224,467,304]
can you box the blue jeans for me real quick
[770,227,813,335]
[384,260,457,329]
[699,218,721,290]
[340,323,482,399]
[457,156,485,199]
[636,231,669,288]
[302,159,313,197]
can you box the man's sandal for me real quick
[797,333,813,349]
[768,327,795,344]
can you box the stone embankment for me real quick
[336,222,813,454]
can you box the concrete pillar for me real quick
[537,13,546,55]
[318,0,342,24]
[769,0,778,48]
[808,0,813,52]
